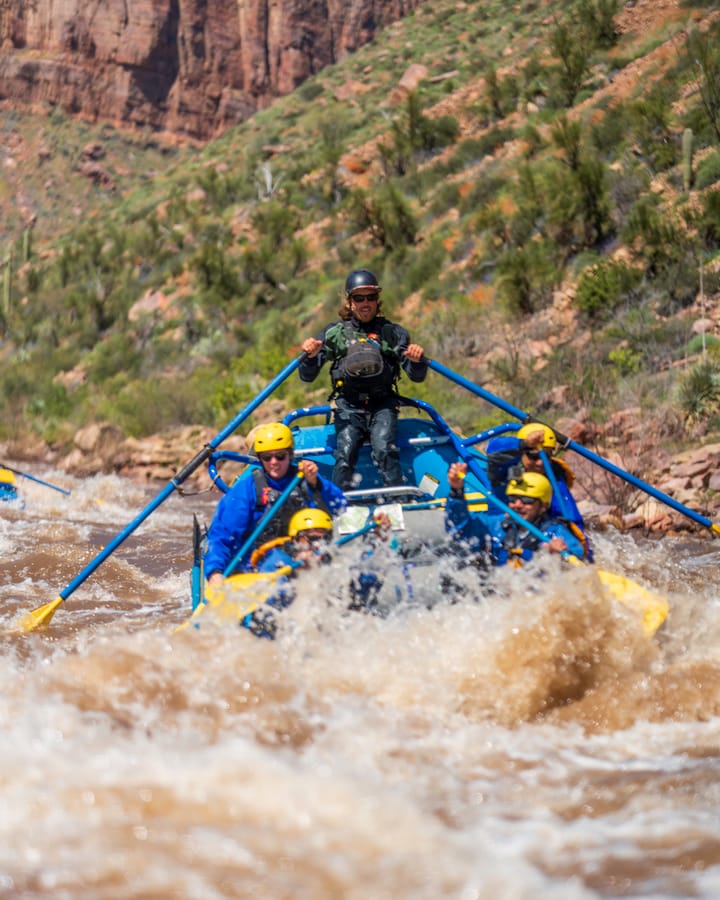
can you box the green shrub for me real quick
[458,173,506,216]
[590,102,632,158]
[687,333,720,355]
[495,239,559,315]
[87,333,143,383]
[676,359,720,425]
[608,346,642,377]
[575,259,640,319]
[628,93,676,173]
[548,19,590,107]
[404,237,449,297]
[577,0,620,49]
[683,26,720,146]
[347,184,417,252]
[297,80,324,103]
[99,373,211,437]
[695,151,720,190]
[698,189,720,249]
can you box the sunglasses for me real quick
[509,494,538,506]
[350,292,379,302]
[299,530,331,542]
[258,450,290,463]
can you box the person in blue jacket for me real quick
[445,464,585,566]
[0,467,20,504]
[485,422,593,561]
[299,268,427,490]
[204,422,346,586]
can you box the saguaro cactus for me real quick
[682,127,694,191]
[22,226,32,262]
[2,248,12,318]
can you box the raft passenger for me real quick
[445,464,585,566]
[241,508,392,638]
[204,423,346,587]
[485,423,593,560]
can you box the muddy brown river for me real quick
[2,466,720,898]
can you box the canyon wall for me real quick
[0,0,422,139]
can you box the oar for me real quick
[20,355,305,632]
[175,563,300,632]
[221,473,304,578]
[539,448,572,520]
[190,515,205,612]
[428,358,720,537]
[1,464,71,496]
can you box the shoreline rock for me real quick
[4,413,720,539]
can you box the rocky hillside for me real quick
[2,0,720,539]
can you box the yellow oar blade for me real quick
[174,566,293,633]
[20,597,64,632]
[564,555,668,637]
[596,569,669,637]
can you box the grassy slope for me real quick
[1,0,719,456]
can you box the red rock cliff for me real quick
[0,0,422,139]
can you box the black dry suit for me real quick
[299,315,427,402]
[323,318,401,402]
[299,315,428,489]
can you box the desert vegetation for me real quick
[0,0,719,452]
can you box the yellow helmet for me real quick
[0,468,16,484]
[506,472,552,505]
[517,423,557,452]
[288,508,333,538]
[253,423,293,454]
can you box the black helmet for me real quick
[344,269,381,297]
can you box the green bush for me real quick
[695,151,720,190]
[297,80,325,103]
[574,259,640,319]
[676,359,720,425]
[87,333,143,383]
[608,346,642,377]
[347,184,417,252]
[628,93,677,173]
[686,333,720,356]
[590,102,632,158]
[495,239,559,315]
[99,373,211,437]
[577,0,620,49]
[698,188,720,249]
[404,237,449,297]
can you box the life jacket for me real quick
[251,467,329,543]
[500,520,542,557]
[324,319,400,399]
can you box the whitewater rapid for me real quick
[2,469,720,898]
